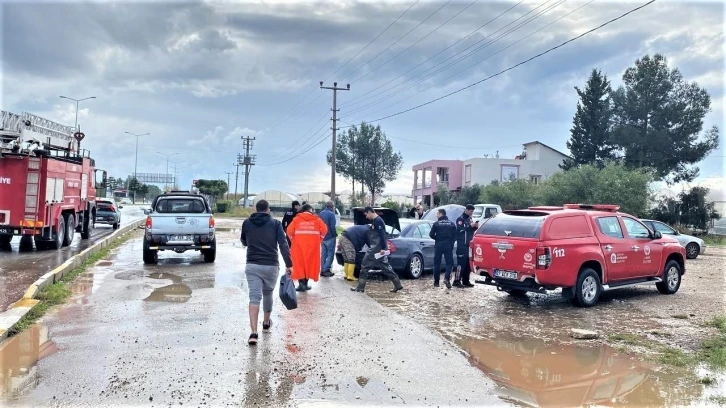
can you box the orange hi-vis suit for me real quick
[287,212,328,282]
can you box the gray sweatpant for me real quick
[245,264,279,312]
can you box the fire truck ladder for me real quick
[0,110,76,151]
[25,156,42,233]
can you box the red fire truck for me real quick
[0,110,107,250]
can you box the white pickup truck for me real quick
[142,192,216,264]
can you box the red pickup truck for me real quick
[469,204,687,307]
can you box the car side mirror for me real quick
[143,209,150,215]
[119,205,124,209]
[653,230,662,239]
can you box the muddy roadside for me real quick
[361,248,726,406]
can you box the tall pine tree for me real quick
[561,69,616,170]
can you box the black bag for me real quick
[279,273,298,310]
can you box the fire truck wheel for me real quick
[81,211,93,239]
[50,216,65,250]
[63,214,75,246]
[0,235,11,246]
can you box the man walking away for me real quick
[454,204,479,288]
[429,208,457,289]
[240,199,293,346]
[287,204,328,292]
[319,201,338,277]
[351,207,404,293]
[282,200,301,247]
[339,225,368,281]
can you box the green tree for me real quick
[561,69,616,170]
[196,179,228,198]
[538,163,653,216]
[455,184,483,206]
[328,122,403,204]
[650,196,681,226]
[481,179,540,210]
[610,54,720,184]
[435,183,453,206]
[679,186,712,231]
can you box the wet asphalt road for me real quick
[0,205,146,312]
[2,230,501,407]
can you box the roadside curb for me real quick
[0,220,145,341]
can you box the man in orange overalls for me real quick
[287,204,328,292]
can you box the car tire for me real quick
[405,253,424,279]
[685,243,699,260]
[50,216,65,250]
[656,260,682,295]
[203,246,216,263]
[63,214,75,246]
[143,240,158,264]
[113,222,119,230]
[572,268,601,308]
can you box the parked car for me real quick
[640,219,706,259]
[472,203,502,224]
[95,200,122,229]
[335,208,458,278]
[422,204,466,224]
[469,204,686,307]
[142,191,216,264]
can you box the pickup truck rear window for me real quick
[476,215,544,238]
[156,199,206,214]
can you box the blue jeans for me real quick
[321,238,336,272]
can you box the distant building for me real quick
[253,190,299,212]
[411,141,570,207]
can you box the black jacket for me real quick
[455,213,477,248]
[241,213,293,267]
[429,216,457,248]
[342,225,369,252]
[281,208,298,232]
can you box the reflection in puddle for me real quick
[143,283,192,303]
[460,334,706,407]
[0,324,57,400]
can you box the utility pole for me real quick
[234,159,241,201]
[224,172,233,200]
[157,151,179,191]
[241,136,257,208]
[320,81,350,200]
[124,131,149,204]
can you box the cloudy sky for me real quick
[2,0,724,196]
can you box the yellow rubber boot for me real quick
[345,264,358,281]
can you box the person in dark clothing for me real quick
[281,200,301,246]
[351,207,403,293]
[339,225,369,281]
[429,208,457,288]
[240,199,293,345]
[453,204,479,288]
[407,203,425,219]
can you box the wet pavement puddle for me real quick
[0,324,57,399]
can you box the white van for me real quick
[472,204,502,224]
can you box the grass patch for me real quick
[703,235,725,247]
[700,315,726,369]
[214,206,253,219]
[6,229,140,337]
[700,376,716,385]
[711,396,726,406]
[609,333,645,346]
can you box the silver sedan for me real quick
[641,219,706,259]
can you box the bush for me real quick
[216,200,233,213]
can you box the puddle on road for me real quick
[363,279,723,407]
[0,324,57,400]
[143,283,193,303]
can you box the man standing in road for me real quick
[408,203,425,219]
[287,204,328,292]
[351,207,404,293]
[429,208,457,288]
[453,204,479,288]
[282,200,300,247]
[319,201,338,278]
[240,199,293,346]
[339,225,368,281]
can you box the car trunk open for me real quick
[351,207,400,233]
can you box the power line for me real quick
[342,0,452,82]
[257,119,331,166]
[325,0,420,82]
[358,0,656,125]
[349,0,478,84]
[341,0,524,108]
[352,0,588,120]
[258,131,332,167]
[344,0,562,115]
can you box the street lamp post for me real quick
[59,95,96,130]
[170,160,185,190]
[157,152,179,191]
[125,131,150,204]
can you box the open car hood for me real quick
[351,207,400,232]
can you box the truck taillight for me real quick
[209,217,215,228]
[536,247,551,270]
[145,217,152,229]
[110,205,116,212]
[387,241,396,253]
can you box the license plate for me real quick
[494,269,518,280]
[169,235,192,241]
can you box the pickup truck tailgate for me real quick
[150,214,211,236]
[470,214,544,277]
